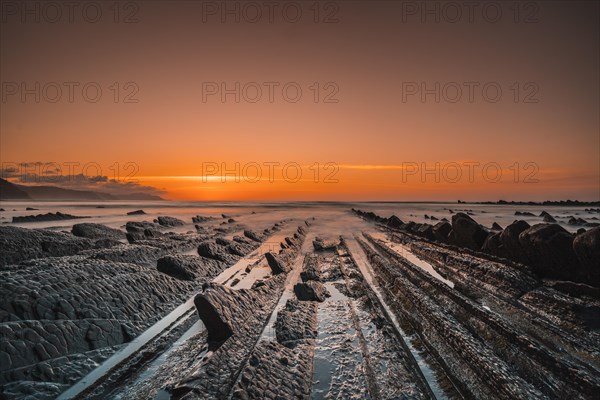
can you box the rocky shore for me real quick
[1,208,598,399]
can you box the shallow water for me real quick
[2,200,596,233]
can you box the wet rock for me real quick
[450,213,489,250]
[543,215,557,223]
[568,217,588,226]
[125,221,163,242]
[300,256,321,282]
[491,222,503,231]
[198,241,229,262]
[265,252,289,274]
[482,232,502,255]
[156,216,185,227]
[432,221,452,242]
[415,223,434,240]
[275,299,318,347]
[499,220,531,261]
[312,237,338,251]
[387,215,403,229]
[515,211,535,216]
[157,255,200,280]
[244,229,262,242]
[126,210,146,215]
[519,224,580,281]
[0,226,95,267]
[573,227,600,286]
[72,223,125,240]
[231,341,313,400]
[192,215,213,223]
[13,212,89,223]
[294,281,329,302]
[85,244,167,267]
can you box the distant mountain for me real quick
[0,178,163,201]
[0,178,31,199]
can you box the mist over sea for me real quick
[1,200,596,233]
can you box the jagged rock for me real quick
[387,215,403,229]
[275,299,318,347]
[86,244,167,267]
[482,232,502,255]
[491,222,503,231]
[519,224,580,281]
[156,216,185,227]
[157,255,199,280]
[312,237,337,251]
[0,226,96,267]
[300,255,321,283]
[515,211,535,216]
[198,241,229,262]
[265,252,289,274]
[568,217,588,226]
[72,223,125,240]
[13,212,89,223]
[499,220,531,261]
[415,223,434,240]
[126,210,146,215]
[244,229,262,242]
[573,227,600,286]
[432,221,452,242]
[192,215,213,223]
[450,213,489,250]
[125,221,163,243]
[294,281,329,302]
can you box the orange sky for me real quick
[1,1,598,201]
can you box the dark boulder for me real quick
[432,221,452,242]
[573,227,600,286]
[265,252,289,274]
[127,209,146,215]
[482,232,502,256]
[294,281,330,302]
[312,237,338,251]
[515,211,535,216]
[0,226,95,266]
[13,212,89,223]
[415,223,434,240]
[198,241,229,262]
[519,224,580,280]
[491,222,503,231]
[157,255,200,280]
[156,216,185,227]
[244,229,262,242]
[72,223,125,240]
[450,213,489,250]
[499,220,530,262]
[387,215,403,229]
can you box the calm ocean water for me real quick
[1,200,597,233]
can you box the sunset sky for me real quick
[1,1,598,201]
